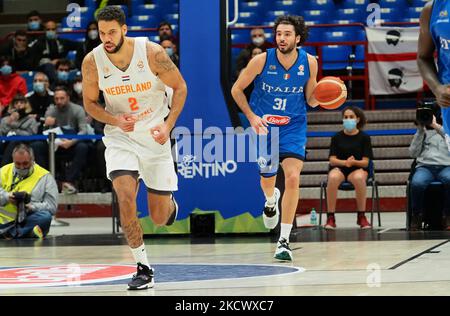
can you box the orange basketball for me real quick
[313,76,347,110]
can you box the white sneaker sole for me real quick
[263,188,280,230]
[127,280,155,290]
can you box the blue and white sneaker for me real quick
[263,188,280,229]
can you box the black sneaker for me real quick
[166,194,178,226]
[127,263,154,290]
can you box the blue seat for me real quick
[58,28,85,42]
[136,4,162,19]
[238,11,262,25]
[306,0,335,11]
[411,0,429,7]
[321,45,352,70]
[307,27,325,42]
[338,0,369,10]
[336,8,364,23]
[379,8,402,22]
[271,0,301,14]
[231,33,248,45]
[320,160,381,227]
[352,45,366,69]
[129,15,159,28]
[379,0,408,9]
[240,1,267,15]
[79,6,94,21]
[407,7,423,19]
[323,31,354,43]
[302,10,328,24]
[20,71,35,92]
[265,10,288,22]
[302,45,317,57]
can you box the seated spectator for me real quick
[75,21,101,69]
[52,59,73,89]
[44,86,88,194]
[0,95,48,167]
[408,108,450,231]
[158,21,178,46]
[325,106,373,230]
[0,56,27,114]
[34,20,80,83]
[26,72,54,121]
[235,28,274,78]
[26,10,45,45]
[71,75,83,105]
[160,36,179,67]
[0,144,57,239]
[0,30,39,73]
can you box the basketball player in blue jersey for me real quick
[418,0,450,149]
[82,6,187,290]
[232,15,319,261]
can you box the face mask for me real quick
[73,82,82,94]
[165,47,174,57]
[46,30,57,40]
[33,82,45,93]
[343,119,357,131]
[28,21,40,30]
[14,165,34,179]
[88,30,98,40]
[252,37,264,46]
[57,70,69,82]
[0,65,12,75]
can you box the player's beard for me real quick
[106,34,125,54]
[277,42,296,55]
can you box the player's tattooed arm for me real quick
[147,42,187,130]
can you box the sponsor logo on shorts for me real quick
[263,115,291,126]
[257,157,267,168]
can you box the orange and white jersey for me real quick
[92,37,169,135]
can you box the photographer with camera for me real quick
[409,102,450,231]
[0,144,57,238]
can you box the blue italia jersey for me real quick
[249,48,310,126]
[430,0,450,137]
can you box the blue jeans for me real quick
[410,165,450,216]
[0,210,52,238]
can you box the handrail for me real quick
[226,0,239,27]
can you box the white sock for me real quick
[265,191,276,206]
[279,223,293,243]
[130,244,150,268]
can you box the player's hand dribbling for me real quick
[116,114,137,132]
[434,84,450,108]
[150,123,170,145]
[248,113,268,135]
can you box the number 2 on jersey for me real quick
[273,98,287,111]
[128,97,139,111]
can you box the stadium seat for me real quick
[352,45,366,69]
[66,50,77,62]
[79,7,94,21]
[238,11,262,25]
[321,45,352,70]
[265,10,288,22]
[129,15,159,28]
[231,33,247,45]
[302,10,328,24]
[379,8,402,22]
[407,7,423,19]
[302,45,317,57]
[336,8,364,23]
[271,0,302,14]
[20,71,34,92]
[240,1,267,15]
[411,0,429,7]
[307,27,325,42]
[379,0,408,9]
[58,28,85,42]
[306,0,335,11]
[339,0,369,10]
[135,4,162,20]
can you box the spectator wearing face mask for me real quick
[26,72,54,121]
[52,59,73,89]
[157,21,178,47]
[34,20,80,83]
[235,28,274,79]
[71,75,83,105]
[0,30,39,73]
[324,106,374,230]
[0,56,27,114]
[26,10,44,46]
[0,95,46,167]
[160,36,179,67]
[75,21,101,69]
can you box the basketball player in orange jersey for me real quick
[81,6,187,290]
[232,15,319,261]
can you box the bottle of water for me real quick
[310,208,318,226]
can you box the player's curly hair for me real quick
[273,15,308,46]
[96,6,126,26]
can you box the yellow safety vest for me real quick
[0,163,49,224]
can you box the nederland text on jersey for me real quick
[104,81,152,96]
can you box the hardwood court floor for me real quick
[0,225,449,296]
